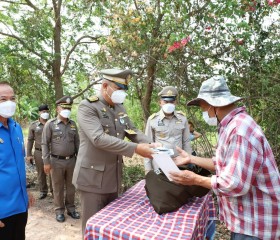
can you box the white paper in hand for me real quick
[152,153,180,181]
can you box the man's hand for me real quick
[135,143,155,158]
[169,169,197,186]
[27,191,35,208]
[44,164,51,175]
[26,156,34,165]
[173,146,192,166]
[0,220,5,228]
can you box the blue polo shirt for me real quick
[0,118,28,219]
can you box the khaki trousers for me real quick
[50,156,76,214]
[79,190,118,238]
[34,149,52,194]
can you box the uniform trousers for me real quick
[80,190,118,237]
[34,149,52,194]
[0,211,28,240]
[50,156,76,214]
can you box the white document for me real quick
[152,153,181,181]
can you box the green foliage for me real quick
[122,164,145,192]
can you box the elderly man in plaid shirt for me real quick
[170,76,280,240]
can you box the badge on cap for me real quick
[166,90,174,96]
[66,98,71,104]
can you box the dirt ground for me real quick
[25,157,230,240]
[26,188,82,240]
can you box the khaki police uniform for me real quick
[144,86,192,172]
[42,104,79,215]
[72,69,151,233]
[26,120,52,195]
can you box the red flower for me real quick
[181,36,191,46]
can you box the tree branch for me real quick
[0,31,52,65]
[0,0,38,10]
[72,78,102,100]
[24,0,38,10]
[61,35,100,76]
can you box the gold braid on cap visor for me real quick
[59,104,72,109]
[103,74,130,86]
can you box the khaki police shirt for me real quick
[41,117,79,165]
[144,109,192,171]
[72,94,151,194]
[26,120,44,156]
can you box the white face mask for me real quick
[111,89,127,104]
[0,100,16,118]
[202,111,217,126]
[162,103,175,114]
[40,112,49,120]
[60,109,71,119]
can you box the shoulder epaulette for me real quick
[49,118,57,123]
[31,120,39,125]
[177,111,186,116]
[87,96,99,103]
[149,113,158,120]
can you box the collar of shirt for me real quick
[56,116,70,124]
[99,94,115,109]
[159,109,179,121]
[0,118,16,129]
[218,106,246,133]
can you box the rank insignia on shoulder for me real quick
[87,96,99,103]
[150,113,157,119]
[125,129,137,135]
[177,111,186,116]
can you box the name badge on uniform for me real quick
[119,118,125,125]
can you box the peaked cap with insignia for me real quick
[100,68,133,90]
[158,86,178,102]
[56,96,73,109]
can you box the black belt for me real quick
[51,154,75,160]
[35,147,42,151]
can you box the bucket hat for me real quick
[187,75,242,107]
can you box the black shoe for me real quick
[67,211,80,219]
[56,214,65,222]
[38,193,47,200]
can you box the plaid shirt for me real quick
[211,106,280,239]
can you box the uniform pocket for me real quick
[77,162,105,188]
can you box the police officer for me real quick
[26,104,52,200]
[42,96,80,223]
[72,68,155,235]
[144,86,192,173]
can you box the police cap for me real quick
[100,68,133,90]
[55,96,73,109]
[38,104,49,112]
[158,86,178,102]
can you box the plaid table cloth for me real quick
[85,180,216,240]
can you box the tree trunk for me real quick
[52,0,63,100]
[142,57,157,122]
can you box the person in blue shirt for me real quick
[0,81,35,240]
